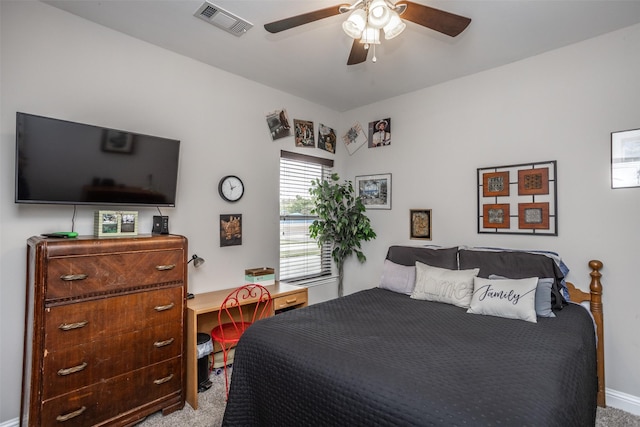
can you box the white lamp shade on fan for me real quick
[342,8,367,38]
[367,0,391,29]
[383,11,406,40]
[360,26,381,45]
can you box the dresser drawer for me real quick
[45,287,183,348]
[45,249,184,301]
[273,290,308,312]
[43,321,182,399]
[40,357,182,427]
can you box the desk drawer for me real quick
[45,250,183,301]
[273,290,307,312]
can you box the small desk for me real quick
[186,282,308,409]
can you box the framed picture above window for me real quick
[611,128,640,189]
[355,173,391,210]
[477,161,557,236]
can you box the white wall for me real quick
[2,0,639,423]
[0,1,344,422]
[342,22,640,407]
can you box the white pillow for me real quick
[379,259,416,295]
[489,274,556,318]
[467,277,538,323]
[411,262,479,308]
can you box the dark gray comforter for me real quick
[222,288,597,426]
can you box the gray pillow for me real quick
[379,259,416,295]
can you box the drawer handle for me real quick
[57,362,88,376]
[154,302,175,312]
[153,373,174,385]
[285,298,298,304]
[56,406,86,422]
[58,321,88,331]
[154,337,175,348]
[155,264,176,271]
[60,274,88,281]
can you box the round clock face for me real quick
[218,175,244,202]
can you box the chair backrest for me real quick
[217,284,273,339]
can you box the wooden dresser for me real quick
[20,234,187,426]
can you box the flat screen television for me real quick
[15,112,180,207]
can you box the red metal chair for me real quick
[211,284,272,398]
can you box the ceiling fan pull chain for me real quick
[372,44,377,63]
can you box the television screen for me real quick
[15,112,180,207]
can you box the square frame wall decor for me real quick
[477,161,557,236]
[355,173,392,210]
[410,209,432,240]
[611,128,640,189]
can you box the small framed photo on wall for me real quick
[611,128,640,188]
[410,209,432,240]
[355,173,392,210]
[220,214,242,247]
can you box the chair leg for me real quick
[222,345,230,400]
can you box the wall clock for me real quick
[218,175,244,202]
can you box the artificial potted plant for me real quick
[309,173,377,297]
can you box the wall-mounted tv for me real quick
[15,112,180,207]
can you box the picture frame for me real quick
[102,130,134,153]
[368,118,391,147]
[318,123,336,154]
[355,173,392,210]
[410,209,432,240]
[611,128,640,189]
[220,214,242,247]
[265,108,292,141]
[342,122,367,155]
[293,119,315,147]
[94,210,138,237]
[477,160,557,235]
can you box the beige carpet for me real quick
[138,369,640,426]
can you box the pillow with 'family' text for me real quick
[410,262,479,308]
[489,274,556,318]
[467,277,538,323]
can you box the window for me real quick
[279,150,333,281]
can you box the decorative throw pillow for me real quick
[411,262,479,308]
[489,275,556,318]
[467,277,538,323]
[379,259,416,295]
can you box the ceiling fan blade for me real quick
[400,1,471,37]
[347,40,368,65]
[264,5,345,33]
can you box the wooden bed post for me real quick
[588,260,606,408]
[566,260,605,408]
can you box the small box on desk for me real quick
[245,267,275,285]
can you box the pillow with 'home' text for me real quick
[411,262,479,308]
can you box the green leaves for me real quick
[309,174,377,296]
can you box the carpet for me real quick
[138,369,640,426]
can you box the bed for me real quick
[222,245,605,426]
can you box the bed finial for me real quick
[589,259,605,408]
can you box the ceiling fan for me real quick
[264,0,471,65]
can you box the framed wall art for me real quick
[611,128,640,188]
[220,214,242,247]
[342,122,367,155]
[410,209,432,240]
[368,118,391,147]
[477,160,557,235]
[355,173,391,210]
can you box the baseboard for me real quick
[607,388,640,415]
[0,417,18,427]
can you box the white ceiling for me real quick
[44,0,640,112]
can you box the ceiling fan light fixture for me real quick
[342,8,367,38]
[383,11,406,40]
[367,0,391,29]
[360,26,381,45]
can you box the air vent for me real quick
[194,1,253,36]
